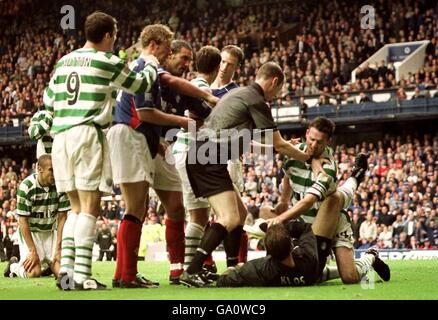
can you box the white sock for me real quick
[73,212,97,284]
[10,263,27,278]
[338,177,358,209]
[59,211,78,279]
[320,265,340,282]
[355,253,375,279]
[184,222,205,269]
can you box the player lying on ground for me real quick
[217,219,389,287]
[246,147,392,284]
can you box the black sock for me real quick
[223,225,243,267]
[187,223,228,274]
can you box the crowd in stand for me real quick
[1,0,438,127]
[1,130,436,261]
[0,1,437,260]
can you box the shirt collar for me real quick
[251,82,265,98]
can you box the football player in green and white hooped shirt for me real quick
[4,155,70,279]
[28,110,53,157]
[43,11,160,290]
[172,46,222,271]
[265,117,385,284]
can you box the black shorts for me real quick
[185,140,235,198]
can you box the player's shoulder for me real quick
[322,146,336,163]
[191,77,210,90]
[157,65,170,75]
[226,82,239,90]
[102,51,126,66]
[128,57,146,72]
[19,174,37,192]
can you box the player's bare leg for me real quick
[310,191,342,283]
[8,260,42,278]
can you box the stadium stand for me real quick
[0,0,437,259]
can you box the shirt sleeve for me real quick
[16,181,32,217]
[28,111,53,140]
[134,66,168,110]
[43,74,56,113]
[110,57,158,95]
[58,193,71,212]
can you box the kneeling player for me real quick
[4,155,70,279]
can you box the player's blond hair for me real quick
[140,24,174,49]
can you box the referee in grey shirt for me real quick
[181,62,325,287]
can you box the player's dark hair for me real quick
[85,11,117,43]
[140,24,174,49]
[308,117,336,138]
[37,154,52,168]
[196,46,221,74]
[256,62,284,85]
[222,45,244,65]
[171,39,192,55]
[265,224,292,261]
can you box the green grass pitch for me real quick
[0,260,437,300]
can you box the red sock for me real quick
[238,231,248,263]
[113,221,126,280]
[121,218,142,283]
[166,218,185,275]
[203,254,214,266]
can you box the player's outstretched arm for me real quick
[54,211,67,265]
[272,131,309,162]
[160,73,219,106]
[266,193,318,227]
[137,109,193,130]
[111,58,158,95]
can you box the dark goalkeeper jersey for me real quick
[216,222,320,287]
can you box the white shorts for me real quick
[107,124,154,185]
[174,151,209,210]
[18,229,56,265]
[333,213,354,249]
[302,211,354,249]
[52,125,113,194]
[152,139,182,192]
